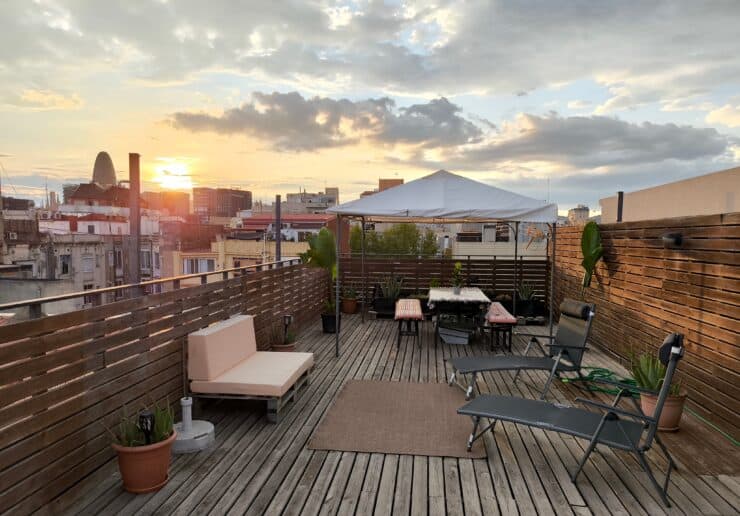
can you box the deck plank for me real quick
[46,316,739,516]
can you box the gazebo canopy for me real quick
[327,170,558,223]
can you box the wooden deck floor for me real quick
[56,315,739,515]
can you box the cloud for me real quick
[706,104,740,128]
[170,92,481,151]
[8,88,83,110]
[396,113,732,170]
[567,100,592,110]
[1,1,738,104]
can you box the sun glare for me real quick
[154,159,193,190]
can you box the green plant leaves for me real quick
[581,221,604,288]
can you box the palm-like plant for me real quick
[581,221,604,290]
[301,228,337,313]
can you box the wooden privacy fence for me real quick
[0,263,327,515]
[553,212,740,438]
[339,254,550,302]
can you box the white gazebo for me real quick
[326,170,559,356]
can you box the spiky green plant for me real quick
[630,352,680,395]
[104,399,174,447]
[379,275,403,299]
[581,221,604,290]
[517,282,535,301]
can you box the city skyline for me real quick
[1,1,739,213]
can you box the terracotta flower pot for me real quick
[112,430,176,493]
[341,298,358,314]
[272,343,296,352]
[640,393,687,431]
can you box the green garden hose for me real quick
[561,366,638,395]
[562,367,739,447]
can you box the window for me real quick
[87,225,95,234]
[141,250,152,269]
[59,254,71,275]
[183,258,215,274]
[153,252,160,269]
[114,249,123,269]
[495,223,510,242]
[83,283,95,304]
[81,255,94,273]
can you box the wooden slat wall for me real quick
[0,264,327,515]
[339,255,550,303]
[553,212,740,438]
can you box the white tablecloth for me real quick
[428,287,491,304]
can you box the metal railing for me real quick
[0,258,302,318]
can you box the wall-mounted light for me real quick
[661,233,683,247]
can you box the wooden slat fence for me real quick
[0,263,327,515]
[553,212,740,438]
[339,255,549,304]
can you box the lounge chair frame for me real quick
[448,299,596,400]
[460,333,684,507]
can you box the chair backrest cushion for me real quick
[188,314,257,381]
[551,299,595,366]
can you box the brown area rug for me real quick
[308,380,486,458]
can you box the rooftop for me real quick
[54,317,739,515]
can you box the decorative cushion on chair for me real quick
[188,315,257,381]
[559,299,592,320]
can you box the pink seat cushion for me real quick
[395,299,423,320]
[486,302,517,324]
[190,352,314,398]
[188,315,257,381]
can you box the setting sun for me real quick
[154,158,193,190]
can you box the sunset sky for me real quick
[1,1,739,213]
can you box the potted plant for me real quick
[517,282,536,317]
[373,275,403,316]
[451,262,464,295]
[342,285,358,314]
[631,351,687,431]
[271,322,297,352]
[107,400,176,493]
[300,228,339,333]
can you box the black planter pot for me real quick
[321,313,341,333]
[373,297,397,317]
[518,299,536,317]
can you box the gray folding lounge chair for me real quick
[447,299,596,400]
[458,333,684,507]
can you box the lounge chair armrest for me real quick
[514,332,555,340]
[587,377,656,395]
[544,343,587,351]
[575,397,656,424]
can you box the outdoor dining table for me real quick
[428,287,491,345]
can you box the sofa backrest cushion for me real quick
[188,314,257,381]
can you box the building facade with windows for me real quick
[193,187,252,219]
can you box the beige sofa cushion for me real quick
[188,315,257,381]
[190,351,314,398]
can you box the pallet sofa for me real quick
[187,314,314,422]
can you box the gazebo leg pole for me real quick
[335,215,341,357]
[549,223,556,338]
[513,222,519,317]
[361,216,366,323]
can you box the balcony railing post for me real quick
[29,302,42,319]
[200,274,207,285]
